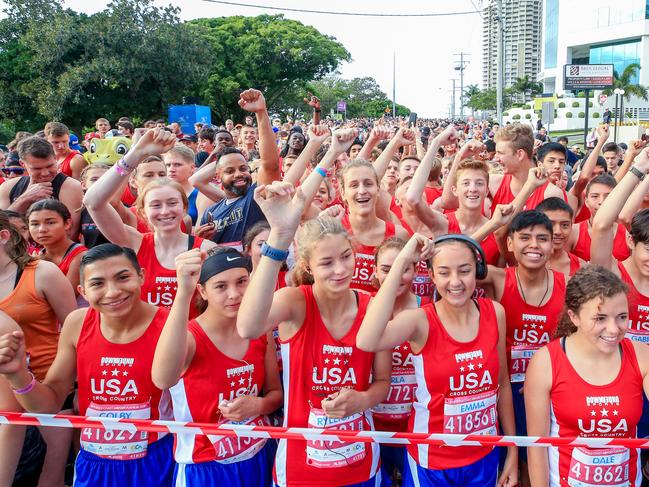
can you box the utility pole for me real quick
[450,79,459,119]
[495,0,504,124]
[392,52,396,118]
[454,52,470,120]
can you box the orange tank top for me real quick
[0,261,59,380]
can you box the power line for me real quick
[200,0,480,17]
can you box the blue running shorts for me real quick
[403,447,498,487]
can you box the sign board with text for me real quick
[564,64,614,90]
[337,101,347,111]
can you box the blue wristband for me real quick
[261,242,289,262]
[314,167,327,178]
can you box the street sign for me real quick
[337,101,347,112]
[564,64,614,90]
[541,102,554,125]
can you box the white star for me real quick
[591,410,596,417]
[402,344,409,351]
[333,358,341,365]
[111,369,119,377]
[230,381,235,387]
[324,358,330,364]
[460,366,465,372]
[102,370,107,376]
[157,285,162,291]
[478,363,483,369]
[467,363,475,371]
[601,408,609,417]
[530,323,537,329]
[164,285,171,291]
[344,360,349,365]
[122,371,128,377]
[239,377,245,385]
[613,410,619,416]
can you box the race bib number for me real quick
[568,447,630,487]
[210,416,268,464]
[372,370,416,421]
[510,344,538,383]
[443,389,497,436]
[81,402,150,460]
[306,408,366,468]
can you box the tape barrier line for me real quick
[2,411,649,449]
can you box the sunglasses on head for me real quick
[1,167,24,175]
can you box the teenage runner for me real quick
[357,233,518,487]
[0,244,176,487]
[162,145,200,226]
[237,179,392,487]
[84,129,215,311]
[526,265,649,486]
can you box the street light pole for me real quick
[495,0,504,125]
[613,88,621,142]
[619,89,626,125]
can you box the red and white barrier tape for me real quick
[1,411,649,449]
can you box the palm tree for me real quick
[601,63,648,122]
[510,75,543,102]
[463,84,481,117]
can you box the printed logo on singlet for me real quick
[627,305,649,342]
[351,252,374,286]
[578,396,628,435]
[514,313,550,345]
[312,344,356,391]
[218,363,257,405]
[148,276,177,307]
[448,348,493,395]
[91,356,138,400]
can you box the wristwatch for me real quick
[261,242,289,262]
[630,166,646,181]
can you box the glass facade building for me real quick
[589,40,641,81]
[544,0,559,69]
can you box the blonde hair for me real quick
[0,211,33,269]
[164,144,195,165]
[80,163,111,182]
[293,216,351,286]
[494,123,534,158]
[340,159,379,190]
[454,158,490,185]
[135,178,189,215]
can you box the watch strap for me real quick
[261,242,289,262]
[630,166,646,181]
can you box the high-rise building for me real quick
[482,0,543,92]
[538,0,649,94]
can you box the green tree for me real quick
[0,0,211,134]
[463,84,480,117]
[601,63,649,101]
[192,15,350,122]
[510,75,543,101]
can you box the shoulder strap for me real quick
[187,235,195,250]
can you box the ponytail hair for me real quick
[555,265,628,338]
[0,211,34,270]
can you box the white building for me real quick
[482,0,543,90]
[538,0,649,94]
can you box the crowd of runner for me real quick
[0,88,647,487]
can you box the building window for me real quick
[589,40,641,82]
[544,0,559,69]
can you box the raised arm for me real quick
[152,249,201,390]
[407,125,459,208]
[83,129,177,247]
[189,151,226,203]
[571,124,609,197]
[615,139,648,183]
[619,175,649,228]
[372,128,415,180]
[238,89,280,185]
[357,234,435,352]
[591,147,649,269]
[357,126,391,162]
[237,181,308,339]
[283,124,330,186]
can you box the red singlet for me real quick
[618,262,649,343]
[57,243,87,276]
[136,233,203,315]
[58,151,81,177]
[499,267,566,383]
[76,306,172,459]
[275,285,379,486]
[548,338,642,486]
[342,216,395,294]
[408,298,500,469]
[446,211,500,265]
[491,176,567,210]
[568,252,581,277]
[169,321,269,464]
[572,220,630,262]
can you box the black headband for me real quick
[199,249,251,284]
